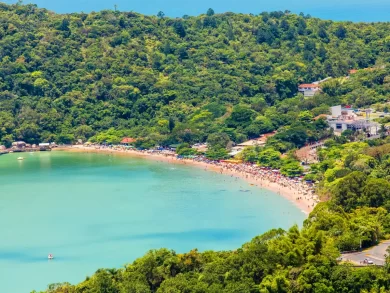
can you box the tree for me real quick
[58,18,70,31]
[173,20,186,38]
[1,134,13,148]
[362,178,390,209]
[205,147,229,160]
[157,11,165,19]
[176,143,197,156]
[257,148,282,167]
[207,133,231,149]
[177,46,188,60]
[245,116,274,138]
[168,118,175,133]
[274,127,309,148]
[206,8,215,16]
[280,160,304,177]
[91,269,118,293]
[332,171,367,211]
[379,124,387,139]
[56,132,75,144]
[335,25,347,39]
[257,27,274,45]
[74,125,94,141]
[203,15,217,28]
[226,105,256,128]
[227,25,234,40]
[318,27,328,40]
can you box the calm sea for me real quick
[0,151,305,292]
[3,0,390,22]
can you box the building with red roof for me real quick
[298,83,320,97]
[121,137,136,145]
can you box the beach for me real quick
[57,145,319,214]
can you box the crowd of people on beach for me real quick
[75,144,320,211]
[190,156,319,209]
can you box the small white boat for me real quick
[48,254,54,260]
[17,157,24,160]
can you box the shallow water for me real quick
[0,151,305,292]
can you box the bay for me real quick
[3,0,390,22]
[0,152,305,293]
[0,151,304,292]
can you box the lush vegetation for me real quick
[32,139,390,293]
[2,2,390,292]
[1,2,390,152]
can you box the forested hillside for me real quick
[2,2,390,293]
[1,3,390,148]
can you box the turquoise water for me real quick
[4,0,390,22]
[0,151,305,293]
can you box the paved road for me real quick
[341,240,390,266]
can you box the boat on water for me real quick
[48,254,54,260]
[17,157,24,160]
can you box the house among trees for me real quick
[298,83,320,97]
[120,137,136,145]
[298,77,331,97]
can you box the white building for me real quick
[327,105,379,136]
[298,77,332,97]
[298,84,320,97]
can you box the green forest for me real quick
[1,2,390,151]
[1,2,390,292]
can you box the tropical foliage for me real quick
[2,2,390,292]
[1,3,390,150]
[32,139,390,293]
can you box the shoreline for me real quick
[56,146,319,215]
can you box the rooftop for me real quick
[328,119,379,127]
[298,84,320,88]
[237,139,266,147]
[121,137,136,144]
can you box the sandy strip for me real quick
[55,146,317,215]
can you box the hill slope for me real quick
[1,3,390,146]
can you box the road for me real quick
[341,240,390,266]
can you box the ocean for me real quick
[2,0,390,22]
[0,151,305,292]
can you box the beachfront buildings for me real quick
[120,137,136,145]
[327,105,379,136]
[11,141,26,148]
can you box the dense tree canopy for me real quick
[2,3,390,292]
[1,3,390,147]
